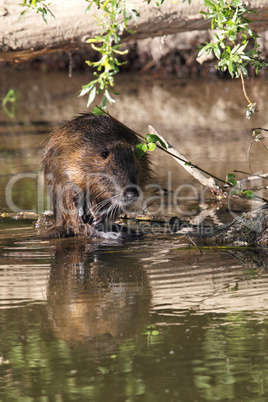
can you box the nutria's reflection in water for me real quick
[46,239,151,354]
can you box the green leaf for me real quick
[242,190,256,199]
[104,89,116,104]
[230,189,239,196]
[87,86,96,107]
[146,134,158,142]
[158,139,167,149]
[231,43,240,54]
[2,89,16,106]
[198,43,214,57]
[101,95,107,109]
[147,142,157,151]
[2,88,17,118]
[228,179,238,186]
[146,134,167,149]
[79,86,91,97]
[240,55,251,61]
[228,31,237,41]
[213,45,221,59]
[204,0,217,8]
[240,65,248,76]
[18,8,28,20]
[231,0,242,6]
[98,366,110,374]
[85,4,92,14]
[226,173,236,179]
[135,143,148,159]
[92,106,106,116]
[228,60,234,77]
[87,36,104,43]
[226,173,237,186]
[238,41,248,53]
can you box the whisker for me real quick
[91,195,119,219]
[93,195,117,212]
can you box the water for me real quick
[0,67,268,401]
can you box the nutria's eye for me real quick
[101,148,109,159]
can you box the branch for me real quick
[233,170,268,191]
[148,125,218,190]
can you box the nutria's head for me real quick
[43,113,151,229]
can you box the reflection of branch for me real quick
[248,139,255,173]
[189,205,223,227]
[148,125,218,190]
[187,235,203,254]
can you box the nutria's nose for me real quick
[123,187,139,203]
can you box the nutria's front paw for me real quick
[92,223,142,241]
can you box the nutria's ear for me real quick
[101,148,110,159]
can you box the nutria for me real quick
[42,113,150,239]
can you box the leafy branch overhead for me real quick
[197,0,267,117]
[17,0,268,112]
[19,0,55,23]
[83,0,267,112]
[198,0,261,76]
[79,0,140,108]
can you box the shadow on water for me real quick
[0,68,268,400]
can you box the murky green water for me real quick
[0,67,268,401]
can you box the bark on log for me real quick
[1,0,268,62]
[215,204,268,247]
[167,204,268,247]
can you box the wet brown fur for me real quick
[42,113,150,238]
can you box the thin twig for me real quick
[247,137,268,173]
[239,68,251,104]
[68,51,73,78]
[247,139,255,173]
[259,139,268,152]
[252,127,268,133]
[233,170,268,181]
[187,235,203,255]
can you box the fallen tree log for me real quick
[167,204,268,247]
[214,204,268,246]
[1,0,268,62]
